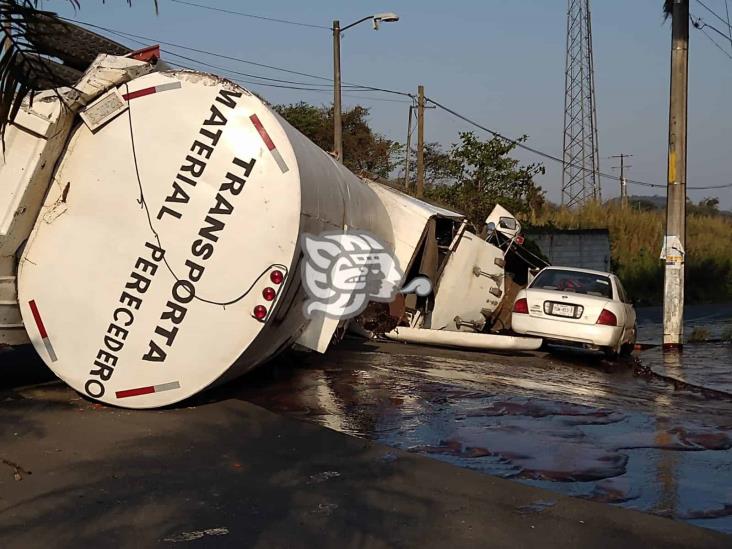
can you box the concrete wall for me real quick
[528,229,611,272]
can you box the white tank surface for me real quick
[17,69,391,408]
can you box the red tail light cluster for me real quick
[253,305,267,320]
[252,269,284,321]
[513,298,529,314]
[596,309,617,326]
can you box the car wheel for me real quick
[619,343,634,356]
[603,347,619,360]
[620,324,637,356]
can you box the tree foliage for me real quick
[274,101,399,179]
[424,132,545,227]
[689,196,721,216]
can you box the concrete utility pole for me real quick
[416,85,425,198]
[404,104,413,191]
[610,154,632,208]
[663,0,689,350]
[332,20,343,162]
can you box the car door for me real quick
[613,276,636,337]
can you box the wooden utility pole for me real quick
[663,0,689,350]
[416,85,425,198]
[332,20,343,162]
[404,104,413,191]
[609,154,632,208]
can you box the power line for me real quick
[169,0,329,30]
[49,17,732,191]
[425,96,732,190]
[690,12,732,47]
[164,59,410,102]
[693,19,732,58]
[94,25,411,103]
[72,21,411,102]
[59,16,333,82]
[695,0,732,29]
[93,25,411,100]
[61,16,414,99]
[98,27,364,90]
[98,26,411,101]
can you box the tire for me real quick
[603,347,619,360]
[620,324,638,356]
[28,15,131,71]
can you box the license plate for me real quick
[551,303,575,317]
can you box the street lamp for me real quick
[332,12,399,162]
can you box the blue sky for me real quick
[49,0,732,207]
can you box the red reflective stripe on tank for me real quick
[116,386,155,398]
[122,86,157,101]
[28,300,48,339]
[122,82,181,101]
[116,381,181,399]
[250,114,276,151]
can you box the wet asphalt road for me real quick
[2,304,731,539]
[222,323,732,535]
[4,383,730,548]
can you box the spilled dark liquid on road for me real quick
[227,305,732,534]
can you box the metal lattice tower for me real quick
[562,0,601,207]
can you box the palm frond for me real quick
[663,0,673,21]
[0,0,157,143]
[1,1,78,142]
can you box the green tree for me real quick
[687,196,720,216]
[424,132,545,227]
[700,196,720,212]
[274,102,399,179]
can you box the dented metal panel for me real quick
[429,232,505,331]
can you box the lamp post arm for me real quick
[339,16,374,32]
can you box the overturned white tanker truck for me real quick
[0,52,540,408]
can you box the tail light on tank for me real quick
[254,269,286,321]
[270,270,284,285]
[596,309,617,326]
[513,298,529,314]
[253,305,267,321]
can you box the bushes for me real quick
[532,203,732,305]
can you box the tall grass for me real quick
[532,203,732,305]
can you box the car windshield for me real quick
[530,269,613,299]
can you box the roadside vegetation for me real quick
[274,102,400,180]
[532,200,732,305]
[277,101,731,306]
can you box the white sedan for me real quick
[511,266,637,357]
